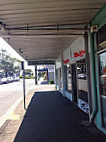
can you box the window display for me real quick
[77,59,88,103]
[77,59,89,113]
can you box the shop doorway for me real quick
[76,59,89,113]
[71,64,77,103]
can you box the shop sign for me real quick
[78,99,89,114]
[74,50,85,58]
[63,59,69,64]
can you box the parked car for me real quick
[1,77,8,83]
[0,78,3,85]
[78,73,86,80]
[7,76,14,83]
[13,76,20,81]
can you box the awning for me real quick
[0,0,105,62]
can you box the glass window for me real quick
[99,52,106,127]
[60,69,63,89]
[57,68,62,89]
[77,59,88,103]
[67,65,72,93]
[97,25,106,51]
[97,25,106,128]
[99,52,106,96]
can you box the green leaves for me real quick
[0,49,21,74]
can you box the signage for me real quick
[78,99,89,114]
[74,50,85,58]
[63,59,69,64]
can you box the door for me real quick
[71,63,77,103]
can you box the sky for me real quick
[0,37,35,72]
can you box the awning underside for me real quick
[0,0,105,62]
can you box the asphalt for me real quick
[13,91,106,142]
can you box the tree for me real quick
[25,69,33,76]
[0,49,21,77]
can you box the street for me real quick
[0,79,35,126]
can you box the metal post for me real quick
[23,69,26,110]
[35,65,37,85]
[21,61,26,110]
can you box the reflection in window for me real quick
[99,52,106,96]
[98,25,106,51]
[77,59,88,103]
[60,69,63,89]
[99,52,106,127]
[97,24,106,128]
[57,69,62,89]
[67,65,72,93]
[97,24,106,127]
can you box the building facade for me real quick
[55,5,106,134]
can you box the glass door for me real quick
[77,59,89,113]
[71,63,77,103]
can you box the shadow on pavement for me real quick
[14,91,106,142]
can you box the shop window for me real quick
[57,68,62,89]
[60,69,63,89]
[97,25,106,51]
[67,65,72,93]
[97,25,106,128]
[77,59,88,103]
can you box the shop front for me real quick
[56,56,63,92]
[63,37,89,114]
[89,4,106,134]
[97,25,106,128]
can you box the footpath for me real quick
[0,84,106,142]
[0,85,55,142]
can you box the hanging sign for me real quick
[63,59,69,64]
[74,50,85,58]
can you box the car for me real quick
[77,73,86,80]
[13,76,20,81]
[0,78,3,85]
[7,76,14,83]
[1,77,8,83]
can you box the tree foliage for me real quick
[25,69,33,76]
[0,49,21,76]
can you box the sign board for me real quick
[70,37,85,61]
[28,60,54,65]
[62,37,85,65]
[63,48,70,65]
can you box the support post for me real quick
[21,61,26,110]
[23,69,26,110]
[35,65,37,85]
[85,32,92,117]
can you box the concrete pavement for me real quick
[0,79,35,128]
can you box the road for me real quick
[0,79,35,124]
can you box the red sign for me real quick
[63,59,69,64]
[74,50,85,58]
